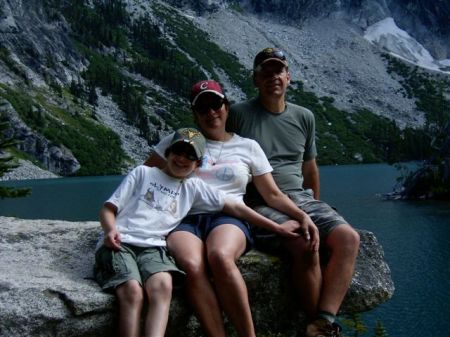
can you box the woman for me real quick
[145,80,319,337]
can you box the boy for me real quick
[94,128,301,337]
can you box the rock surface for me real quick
[0,216,394,337]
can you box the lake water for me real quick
[1,163,449,336]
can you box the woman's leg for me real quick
[115,280,144,337]
[143,272,173,337]
[206,224,256,337]
[167,231,226,337]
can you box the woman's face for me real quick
[192,93,228,136]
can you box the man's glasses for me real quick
[194,99,224,115]
[170,144,198,161]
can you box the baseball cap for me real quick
[167,128,206,160]
[253,47,288,71]
[190,80,225,106]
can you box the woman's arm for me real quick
[253,173,319,251]
[99,202,121,250]
[144,151,167,169]
[222,200,301,238]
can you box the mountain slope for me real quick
[0,0,449,178]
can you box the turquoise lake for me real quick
[1,163,449,336]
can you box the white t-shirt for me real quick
[100,165,225,248]
[154,133,272,213]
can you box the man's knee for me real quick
[327,225,360,256]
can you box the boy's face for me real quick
[165,143,199,179]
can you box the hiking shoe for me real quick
[306,318,342,337]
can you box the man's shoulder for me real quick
[230,97,258,112]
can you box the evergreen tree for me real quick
[0,119,31,198]
[373,320,388,337]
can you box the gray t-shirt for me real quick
[228,97,317,193]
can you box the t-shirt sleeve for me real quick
[106,166,143,212]
[249,140,273,176]
[191,179,226,212]
[152,133,174,159]
[303,110,318,161]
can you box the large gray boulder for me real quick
[0,216,394,337]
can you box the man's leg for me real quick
[206,224,256,337]
[282,236,322,318]
[143,272,173,337]
[167,231,226,337]
[115,280,144,337]
[318,224,360,315]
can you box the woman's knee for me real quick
[207,247,238,275]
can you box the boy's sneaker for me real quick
[306,318,342,337]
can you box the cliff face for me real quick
[0,0,449,177]
[0,216,394,337]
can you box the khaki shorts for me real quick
[94,243,185,292]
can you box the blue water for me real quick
[1,163,449,336]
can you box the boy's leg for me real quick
[94,244,144,337]
[143,272,173,337]
[116,280,144,337]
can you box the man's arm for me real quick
[302,158,320,199]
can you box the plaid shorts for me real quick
[251,189,348,253]
[94,243,185,292]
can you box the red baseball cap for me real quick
[190,80,225,106]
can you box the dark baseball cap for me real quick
[167,128,206,160]
[253,47,288,71]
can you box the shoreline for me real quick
[0,159,59,181]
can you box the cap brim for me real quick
[191,90,225,106]
[254,58,288,71]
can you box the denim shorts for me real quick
[251,189,348,253]
[171,212,254,253]
[94,243,185,292]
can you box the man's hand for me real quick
[277,220,301,238]
[104,229,121,251]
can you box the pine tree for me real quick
[0,119,31,198]
[373,320,388,337]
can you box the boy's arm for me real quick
[99,202,121,251]
[222,199,301,238]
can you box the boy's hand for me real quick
[277,220,301,238]
[104,229,121,251]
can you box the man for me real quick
[227,47,360,337]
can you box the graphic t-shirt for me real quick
[102,165,225,247]
[153,133,272,212]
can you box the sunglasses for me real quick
[194,99,225,115]
[170,144,198,161]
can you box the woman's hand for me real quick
[276,220,301,238]
[104,229,121,251]
[297,214,320,252]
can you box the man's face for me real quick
[254,61,290,98]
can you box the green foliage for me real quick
[341,314,368,337]
[0,118,31,198]
[0,85,126,176]
[373,321,388,337]
[286,83,429,165]
[383,53,450,199]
